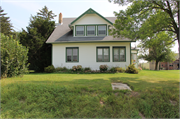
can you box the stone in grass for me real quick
[111,83,132,91]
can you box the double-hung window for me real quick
[97,47,110,62]
[76,26,84,36]
[98,25,106,36]
[66,47,79,62]
[87,26,95,36]
[113,47,126,62]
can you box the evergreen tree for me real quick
[37,6,57,20]
[19,6,56,72]
[0,6,14,36]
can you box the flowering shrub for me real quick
[71,65,82,72]
[99,65,108,72]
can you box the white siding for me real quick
[52,42,131,70]
[72,14,111,26]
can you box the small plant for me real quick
[125,64,138,74]
[109,67,117,72]
[44,65,55,73]
[99,65,108,72]
[116,67,124,73]
[55,67,63,72]
[62,67,68,71]
[71,65,82,72]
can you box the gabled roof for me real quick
[46,17,135,44]
[69,8,113,26]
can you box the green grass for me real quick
[1,70,179,118]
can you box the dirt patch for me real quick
[19,99,26,104]
[100,100,104,106]
[114,92,119,96]
[139,112,145,119]
[126,91,139,97]
[169,100,177,106]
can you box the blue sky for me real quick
[1,0,178,54]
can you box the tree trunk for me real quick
[155,60,159,70]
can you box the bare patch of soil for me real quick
[169,99,177,106]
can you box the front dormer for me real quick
[68,8,113,37]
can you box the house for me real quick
[46,8,138,70]
[149,53,179,70]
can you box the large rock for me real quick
[111,83,132,91]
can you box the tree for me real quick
[37,6,57,20]
[19,6,56,72]
[109,0,179,49]
[138,32,175,70]
[1,33,29,78]
[0,6,14,36]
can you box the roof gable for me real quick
[69,8,113,26]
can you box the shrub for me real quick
[1,33,29,78]
[99,65,108,72]
[62,67,68,71]
[116,67,124,73]
[125,64,138,74]
[44,65,55,73]
[71,65,82,72]
[55,67,63,72]
[84,67,91,71]
[109,67,117,72]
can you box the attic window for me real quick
[98,25,106,35]
[76,26,84,36]
[87,26,95,36]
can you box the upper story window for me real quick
[76,26,84,36]
[87,26,95,36]
[98,25,106,36]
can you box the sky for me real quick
[1,0,179,57]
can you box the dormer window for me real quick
[98,25,106,36]
[76,26,84,36]
[87,26,95,36]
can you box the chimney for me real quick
[59,13,63,24]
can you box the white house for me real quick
[46,8,138,70]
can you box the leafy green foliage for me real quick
[0,6,14,36]
[138,32,176,70]
[19,6,56,72]
[44,65,55,73]
[1,33,29,78]
[109,0,179,47]
[125,64,138,74]
[99,65,108,72]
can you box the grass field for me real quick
[1,70,179,118]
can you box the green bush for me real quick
[72,65,82,72]
[99,65,108,72]
[84,67,91,72]
[1,33,29,78]
[44,65,55,73]
[125,64,138,74]
[116,67,124,73]
[55,67,63,72]
[109,67,117,72]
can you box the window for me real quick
[97,47,110,62]
[113,47,126,62]
[87,26,95,36]
[76,26,84,36]
[66,47,79,62]
[98,25,106,35]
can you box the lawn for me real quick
[1,70,179,118]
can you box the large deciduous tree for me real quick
[109,0,179,50]
[0,6,14,36]
[19,6,56,72]
[138,32,175,70]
